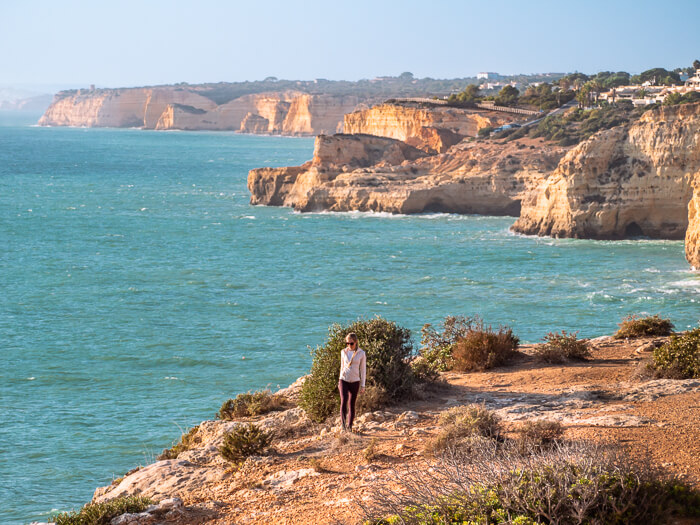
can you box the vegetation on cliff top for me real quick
[614,314,674,339]
[650,327,700,379]
[299,317,415,422]
[366,439,700,525]
[52,496,154,525]
[500,103,649,146]
[418,315,519,376]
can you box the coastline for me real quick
[39,333,700,524]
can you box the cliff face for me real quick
[248,134,566,215]
[344,104,511,153]
[249,102,700,268]
[40,88,366,135]
[39,88,217,128]
[687,180,700,268]
[512,103,700,240]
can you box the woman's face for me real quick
[345,339,356,349]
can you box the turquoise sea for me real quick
[1,111,699,523]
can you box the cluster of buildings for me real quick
[598,69,700,106]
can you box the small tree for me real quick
[495,85,519,106]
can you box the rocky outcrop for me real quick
[512,103,700,240]
[40,88,366,135]
[344,103,512,153]
[249,133,567,214]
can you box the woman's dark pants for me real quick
[338,379,360,430]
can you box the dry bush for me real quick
[217,390,289,420]
[517,419,564,451]
[419,315,476,373]
[357,384,389,414]
[451,321,519,372]
[157,425,201,460]
[426,405,501,455]
[535,330,591,363]
[219,423,272,465]
[363,438,379,463]
[614,314,674,339]
[361,440,700,525]
[308,457,329,473]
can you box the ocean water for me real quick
[1,112,699,524]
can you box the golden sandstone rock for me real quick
[250,102,700,268]
[40,88,364,135]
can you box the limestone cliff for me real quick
[344,103,512,153]
[687,180,700,268]
[39,88,217,128]
[248,134,566,215]
[40,88,367,135]
[512,103,700,241]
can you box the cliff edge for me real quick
[66,336,700,524]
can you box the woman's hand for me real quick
[359,387,365,395]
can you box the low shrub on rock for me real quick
[219,423,273,464]
[649,327,700,379]
[217,390,289,420]
[366,441,700,525]
[299,317,414,423]
[426,404,501,455]
[52,496,154,525]
[451,320,519,372]
[614,314,674,339]
[157,425,200,460]
[535,330,590,363]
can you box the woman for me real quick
[338,332,366,432]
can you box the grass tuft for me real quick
[157,425,200,460]
[52,496,154,525]
[217,390,289,420]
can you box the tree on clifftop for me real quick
[694,59,700,70]
[495,85,519,106]
[631,68,681,86]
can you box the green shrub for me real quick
[535,330,590,363]
[477,126,494,138]
[219,423,273,464]
[419,315,476,373]
[451,320,519,372]
[299,317,414,423]
[649,327,700,379]
[52,496,154,525]
[367,442,700,525]
[157,425,200,460]
[217,390,289,420]
[427,405,501,454]
[614,314,674,339]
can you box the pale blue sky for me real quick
[1,0,699,89]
